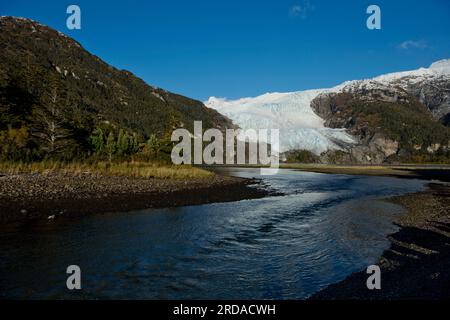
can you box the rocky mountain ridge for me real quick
[208,60,450,164]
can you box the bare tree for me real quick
[32,74,72,156]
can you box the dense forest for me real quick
[0,16,232,162]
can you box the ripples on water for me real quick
[0,168,426,299]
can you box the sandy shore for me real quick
[0,171,272,224]
[310,182,450,300]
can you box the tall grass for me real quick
[0,161,213,179]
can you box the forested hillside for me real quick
[0,16,233,161]
[311,91,450,163]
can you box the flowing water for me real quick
[0,168,426,299]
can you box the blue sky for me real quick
[1,0,450,100]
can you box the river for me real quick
[0,168,426,299]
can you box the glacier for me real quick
[205,59,450,154]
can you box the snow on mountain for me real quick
[362,59,448,83]
[205,59,450,154]
[339,59,450,93]
[429,59,450,73]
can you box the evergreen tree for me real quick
[105,131,116,162]
[0,126,29,160]
[117,129,129,155]
[163,112,181,141]
[24,51,36,95]
[89,128,105,153]
[147,134,160,156]
[0,68,9,127]
[128,132,139,154]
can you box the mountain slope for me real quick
[340,59,450,123]
[207,60,450,163]
[0,16,232,160]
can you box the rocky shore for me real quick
[0,171,271,224]
[311,182,450,300]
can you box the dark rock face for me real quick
[310,92,354,129]
[442,113,450,127]
[407,78,450,125]
[311,91,401,164]
[310,88,450,164]
[320,139,399,165]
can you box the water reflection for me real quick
[0,169,426,299]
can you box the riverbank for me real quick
[310,182,450,299]
[281,164,450,182]
[0,170,271,224]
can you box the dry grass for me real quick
[279,163,405,176]
[279,163,450,177]
[0,161,213,179]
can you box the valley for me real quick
[0,12,449,301]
